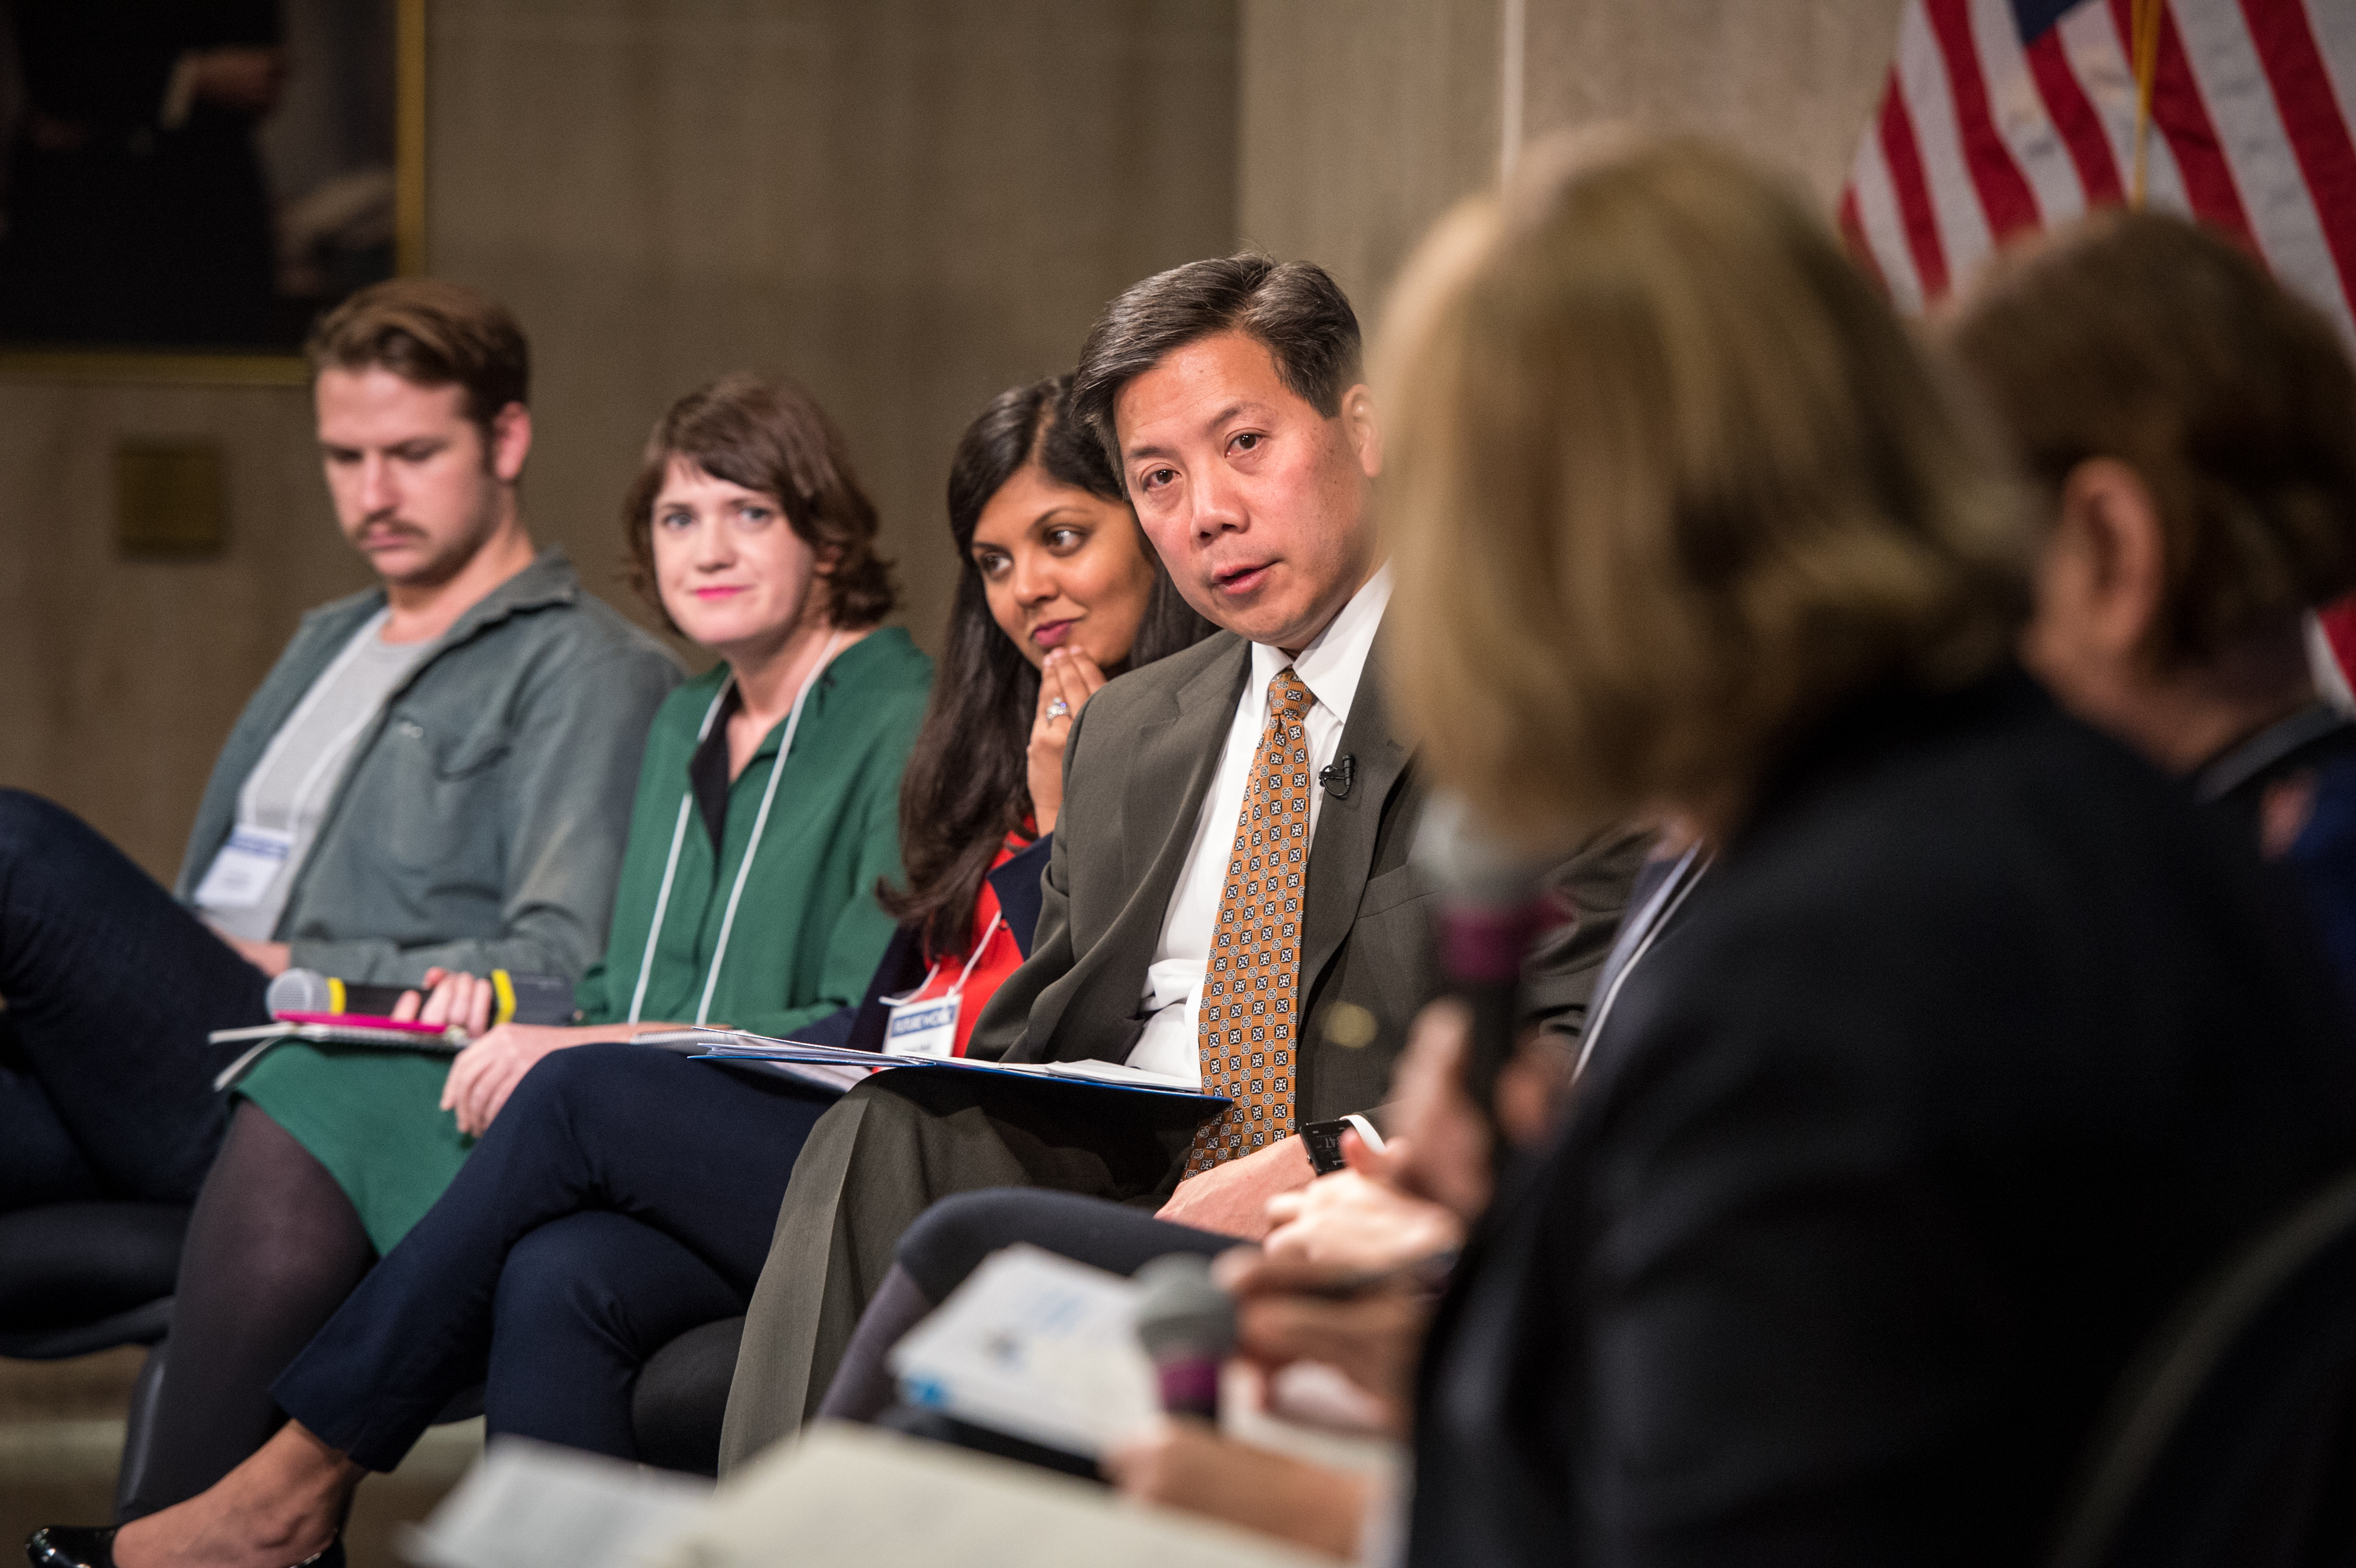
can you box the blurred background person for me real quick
[1944,207,2356,998]
[0,1,283,345]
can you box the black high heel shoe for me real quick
[24,1525,342,1568]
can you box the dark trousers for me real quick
[0,790,267,1212]
[271,1044,833,1470]
[717,1070,1215,1471]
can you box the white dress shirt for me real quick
[1126,565,1394,1083]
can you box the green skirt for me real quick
[235,1043,474,1254]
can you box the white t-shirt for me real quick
[1126,566,1393,1083]
[194,610,432,940]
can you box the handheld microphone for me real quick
[1131,1253,1235,1422]
[266,967,576,1026]
[1412,792,1554,1130]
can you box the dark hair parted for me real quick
[1071,254,1364,477]
[1945,209,2356,670]
[307,278,531,445]
[620,372,897,634]
[881,375,1213,957]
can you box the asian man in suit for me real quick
[717,254,1647,1467]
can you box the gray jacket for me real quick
[174,547,681,985]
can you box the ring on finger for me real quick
[1046,699,1070,719]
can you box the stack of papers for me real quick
[633,1030,1229,1107]
[208,1019,466,1091]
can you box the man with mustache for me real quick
[0,278,679,1235]
[717,255,1644,1465]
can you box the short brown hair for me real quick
[306,279,530,441]
[1382,133,2026,841]
[1943,208,2356,669]
[620,372,897,633]
[1071,254,1363,475]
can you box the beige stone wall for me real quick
[1237,0,1503,312]
[0,381,358,881]
[0,1,1907,882]
[0,0,1238,879]
[1520,0,1906,203]
[1240,0,1905,320]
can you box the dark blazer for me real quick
[1409,671,2356,1567]
[967,629,1433,1123]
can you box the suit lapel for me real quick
[1121,639,1248,893]
[1298,652,1411,1000]
[1033,637,1248,1057]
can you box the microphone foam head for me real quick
[1411,791,1532,904]
[266,968,333,1016]
[1132,1252,1236,1360]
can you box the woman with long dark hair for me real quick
[851,373,1210,1056]
[37,375,1211,1568]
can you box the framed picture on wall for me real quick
[0,0,423,385]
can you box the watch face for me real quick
[1303,1119,1351,1175]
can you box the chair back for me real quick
[2051,1165,2356,1568]
[0,1201,186,1360]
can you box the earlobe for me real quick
[2062,456,2166,657]
[492,402,534,482]
[1344,384,1382,478]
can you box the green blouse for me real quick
[237,628,932,1251]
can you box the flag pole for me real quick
[2130,0,2163,207]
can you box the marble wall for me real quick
[0,0,1239,877]
[0,0,1908,879]
[1238,0,1906,320]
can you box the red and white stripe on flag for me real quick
[1839,0,2356,686]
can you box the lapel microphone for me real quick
[1319,754,1355,799]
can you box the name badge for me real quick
[193,825,296,910]
[883,994,961,1059]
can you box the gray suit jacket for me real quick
[968,626,1636,1124]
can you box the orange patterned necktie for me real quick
[1187,666,1313,1174]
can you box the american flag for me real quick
[1839,0,2356,338]
[1839,0,2356,692]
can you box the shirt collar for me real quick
[1248,562,1392,723]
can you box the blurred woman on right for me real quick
[1943,207,2356,1000]
[1374,137,2356,1564]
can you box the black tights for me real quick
[120,1103,373,1520]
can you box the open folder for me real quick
[207,1018,469,1092]
[632,1028,1230,1113]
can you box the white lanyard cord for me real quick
[879,908,1005,1008]
[626,679,737,1024]
[1571,847,1707,1083]
[696,631,845,1026]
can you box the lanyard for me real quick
[879,908,1005,1008]
[626,630,845,1025]
[1571,845,1707,1083]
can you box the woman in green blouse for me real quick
[98,372,929,1531]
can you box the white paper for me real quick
[881,994,959,1058]
[648,1028,1220,1101]
[639,1423,1333,1568]
[886,1243,1161,1458]
[403,1437,711,1568]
